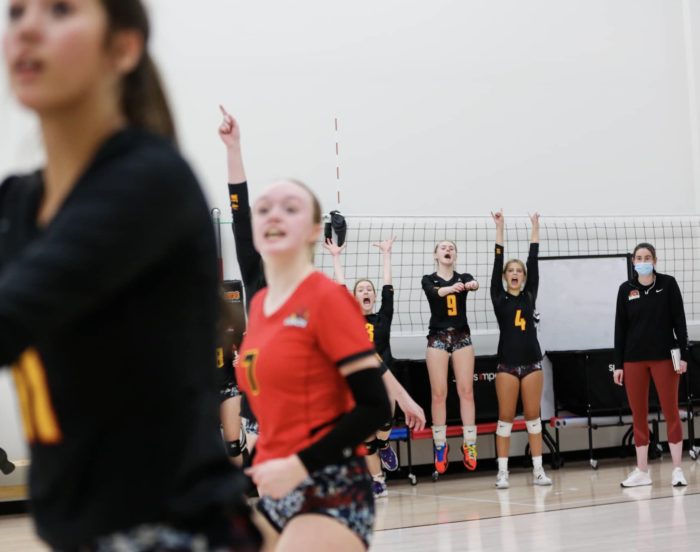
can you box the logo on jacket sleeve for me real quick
[230,194,239,211]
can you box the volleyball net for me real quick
[310,215,700,337]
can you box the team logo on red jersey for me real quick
[628,290,640,301]
[283,310,309,328]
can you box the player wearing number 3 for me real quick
[422,241,479,476]
[490,210,552,489]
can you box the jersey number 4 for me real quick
[515,309,526,331]
[242,350,261,396]
[446,295,457,316]
[12,349,62,445]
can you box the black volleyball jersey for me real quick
[228,181,265,311]
[490,243,543,366]
[0,129,245,550]
[364,285,394,369]
[421,272,475,332]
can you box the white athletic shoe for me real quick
[532,467,552,486]
[495,470,509,489]
[672,467,688,487]
[620,468,652,488]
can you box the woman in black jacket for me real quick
[613,242,688,488]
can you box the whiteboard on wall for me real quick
[536,255,630,352]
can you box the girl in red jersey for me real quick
[238,180,390,551]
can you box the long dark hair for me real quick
[101,0,176,142]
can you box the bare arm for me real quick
[218,105,246,184]
[530,212,540,244]
[323,239,347,286]
[373,236,396,286]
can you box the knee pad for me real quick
[496,420,513,438]
[364,438,381,455]
[375,437,389,450]
[526,418,542,435]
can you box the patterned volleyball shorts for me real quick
[257,456,374,549]
[88,515,261,552]
[427,327,472,353]
[496,361,543,380]
[219,380,241,403]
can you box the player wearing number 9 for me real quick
[490,210,551,490]
[421,241,480,475]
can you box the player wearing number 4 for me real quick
[422,241,479,475]
[490,210,552,489]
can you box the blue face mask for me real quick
[634,262,654,276]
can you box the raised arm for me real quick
[219,105,246,184]
[323,239,347,286]
[525,212,540,299]
[491,210,505,304]
[373,236,396,286]
[530,212,540,244]
[219,106,263,299]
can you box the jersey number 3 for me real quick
[446,295,457,316]
[242,350,261,396]
[515,309,526,331]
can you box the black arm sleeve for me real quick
[524,242,539,301]
[296,368,391,474]
[614,285,627,369]
[228,182,264,301]
[377,285,394,324]
[421,274,439,300]
[669,277,689,361]
[0,155,204,366]
[491,243,504,306]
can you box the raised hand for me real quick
[372,236,396,254]
[529,212,540,228]
[491,209,504,227]
[218,104,241,148]
[323,238,346,257]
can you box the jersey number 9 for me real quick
[446,295,457,316]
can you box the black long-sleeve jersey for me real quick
[0,129,246,550]
[228,181,266,310]
[421,272,475,332]
[364,285,394,369]
[614,272,689,369]
[490,243,543,366]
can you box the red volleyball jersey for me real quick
[237,271,375,465]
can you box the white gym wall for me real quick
[2,0,700,463]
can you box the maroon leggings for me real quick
[624,360,682,446]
